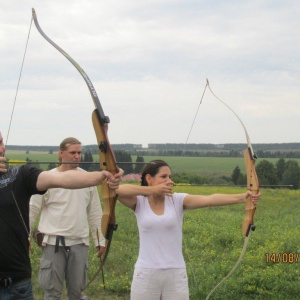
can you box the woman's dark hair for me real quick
[141,160,170,186]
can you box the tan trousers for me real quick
[38,244,88,300]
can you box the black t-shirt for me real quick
[0,165,44,280]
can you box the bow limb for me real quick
[32,8,119,289]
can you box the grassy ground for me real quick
[30,186,300,300]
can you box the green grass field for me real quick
[6,150,300,298]
[30,186,300,300]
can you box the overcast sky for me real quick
[1,0,299,147]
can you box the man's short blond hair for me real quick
[58,137,81,162]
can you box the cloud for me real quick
[1,0,299,146]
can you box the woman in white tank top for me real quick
[117,160,260,300]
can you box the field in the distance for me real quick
[7,150,299,178]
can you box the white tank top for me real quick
[134,192,187,269]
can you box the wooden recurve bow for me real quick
[205,79,259,299]
[32,8,119,291]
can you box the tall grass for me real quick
[30,186,300,300]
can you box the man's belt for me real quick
[55,235,70,252]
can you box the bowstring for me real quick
[205,79,255,299]
[6,15,34,248]
[176,80,209,294]
[6,16,33,146]
[180,80,208,157]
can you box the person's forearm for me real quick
[184,191,258,209]
[56,171,107,188]
[208,193,245,206]
[117,184,154,197]
[37,171,107,191]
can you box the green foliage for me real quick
[172,172,209,185]
[134,156,144,173]
[30,187,300,299]
[231,165,241,185]
[237,173,247,185]
[282,160,300,189]
[80,150,95,171]
[275,158,285,181]
[115,151,133,174]
[254,158,300,189]
[256,160,279,186]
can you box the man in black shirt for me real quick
[0,132,123,299]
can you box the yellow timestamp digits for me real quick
[265,253,299,263]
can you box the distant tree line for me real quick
[8,142,300,157]
[256,150,300,159]
[133,150,300,158]
[148,143,300,151]
[136,150,242,157]
[84,144,143,151]
[86,144,300,158]
[231,158,300,189]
